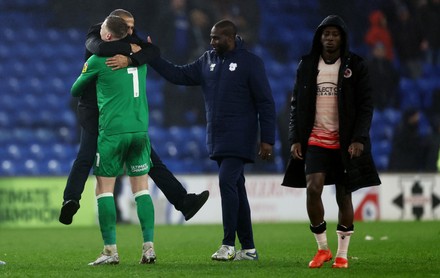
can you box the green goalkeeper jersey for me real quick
[71,55,149,136]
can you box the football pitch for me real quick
[0,221,438,277]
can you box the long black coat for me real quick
[282,15,381,192]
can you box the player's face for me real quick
[321,26,342,54]
[210,27,233,55]
[121,16,135,35]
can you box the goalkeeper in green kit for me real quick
[71,15,156,266]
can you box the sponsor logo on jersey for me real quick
[82,62,88,73]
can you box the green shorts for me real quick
[94,131,152,177]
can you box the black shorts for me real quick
[305,145,345,183]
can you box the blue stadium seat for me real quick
[373,139,392,156]
[399,78,422,109]
[44,158,65,175]
[25,77,45,95]
[0,128,13,145]
[28,143,46,161]
[46,28,62,42]
[417,78,438,109]
[35,128,58,144]
[382,108,402,125]
[58,126,79,145]
[168,126,192,146]
[16,42,34,60]
[374,154,389,171]
[0,111,11,128]
[371,116,394,141]
[0,43,9,60]
[0,27,14,42]
[22,27,39,43]
[38,43,57,59]
[418,112,433,136]
[66,28,83,44]
[149,109,164,126]
[11,61,27,78]
[147,86,164,108]
[12,128,37,144]
[164,141,179,158]
[149,126,168,143]
[0,160,16,176]
[23,93,40,111]
[23,159,41,175]
[422,63,440,78]
[50,143,76,161]
[181,140,203,159]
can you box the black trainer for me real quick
[181,190,209,221]
[59,200,80,225]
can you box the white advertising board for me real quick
[118,174,390,224]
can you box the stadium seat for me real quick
[374,155,389,171]
[399,78,422,109]
[382,108,402,125]
[11,61,27,78]
[0,27,14,42]
[373,140,392,156]
[22,27,39,42]
[12,128,37,144]
[190,126,206,142]
[66,28,82,43]
[0,160,16,176]
[149,109,164,127]
[15,109,35,127]
[35,128,58,144]
[164,141,179,158]
[181,140,203,159]
[28,143,46,161]
[417,78,437,109]
[23,159,40,175]
[0,112,11,128]
[45,158,64,175]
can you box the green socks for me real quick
[97,193,117,245]
[134,190,155,242]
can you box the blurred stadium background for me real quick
[0,0,439,176]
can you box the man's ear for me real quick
[106,33,112,41]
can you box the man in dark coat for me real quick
[149,19,276,261]
[282,15,381,269]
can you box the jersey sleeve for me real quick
[71,56,99,97]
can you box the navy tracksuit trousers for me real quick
[217,157,255,249]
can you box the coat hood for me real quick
[310,15,349,56]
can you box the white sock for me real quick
[336,230,353,259]
[104,244,117,255]
[143,241,154,251]
[314,230,328,250]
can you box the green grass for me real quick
[0,221,439,277]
